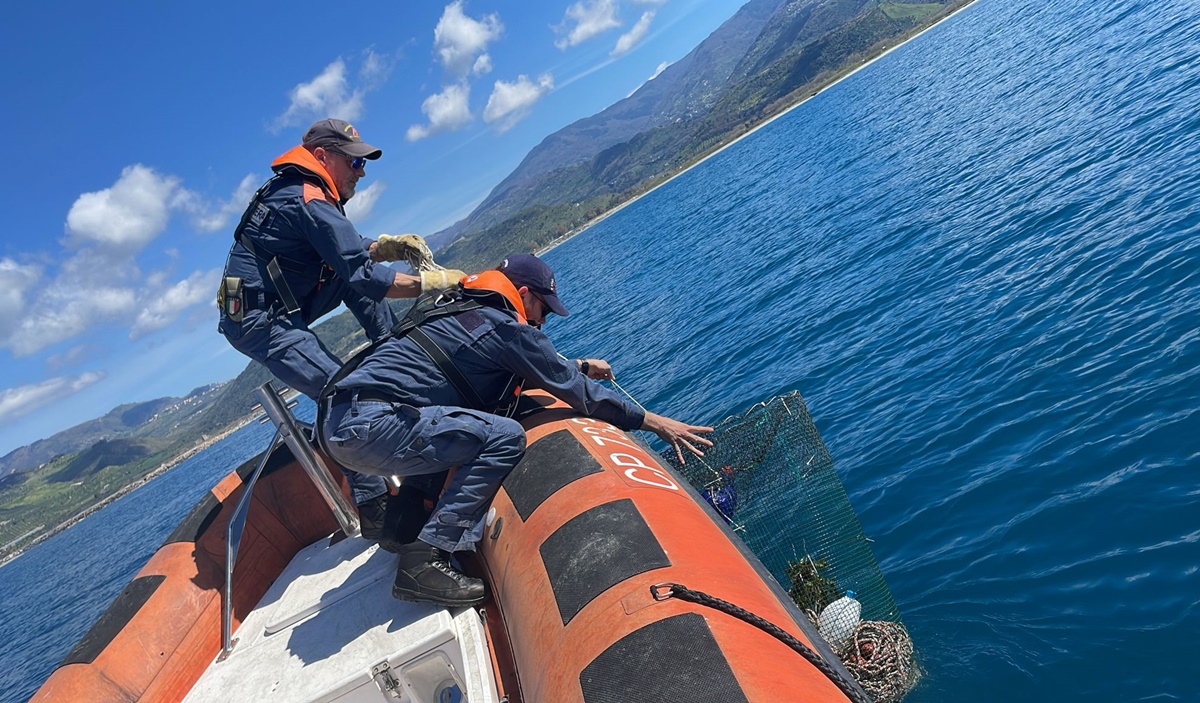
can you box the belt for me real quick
[328,389,399,407]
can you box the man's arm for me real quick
[500,325,713,463]
[386,272,423,298]
[303,200,396,301]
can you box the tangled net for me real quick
[838,620,921,703]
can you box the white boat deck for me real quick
[184,535,498,703]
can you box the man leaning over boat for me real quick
[318,254,713,606]
[216,117,462,545]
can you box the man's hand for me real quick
[375,233,441,271]
[640,412,714,465]
[577,358,614,380]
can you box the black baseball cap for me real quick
[302,118,383,159]
[498,254,569,317]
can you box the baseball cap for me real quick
[302,118,383,160]
[498,254,569,317]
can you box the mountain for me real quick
[430,0,963,270]
[428,0,789,249]
[0,384,221,479]
[46,437,166,483]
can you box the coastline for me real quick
[0,414,256,568]
[538,0,978,256]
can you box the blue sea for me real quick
[4,0,1199,700]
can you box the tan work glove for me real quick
[420,269,466,292]
[375,233,441,271]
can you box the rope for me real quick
[608,376,647,413]
[841,620,919,703]
[651,582,873,703]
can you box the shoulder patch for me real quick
[456,309,486,332]
[302,182,331,204]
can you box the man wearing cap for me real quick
[217,117,461,533]
[319,253,713,606]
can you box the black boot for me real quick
[392,542,485,606]
[376,485,433,553]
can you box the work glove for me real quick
[375,234,463,291]
[375,233,440,271]
[420,269,466,292]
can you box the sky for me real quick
[0,0,748,457]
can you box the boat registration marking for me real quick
[570,418,680,492]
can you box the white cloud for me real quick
[407,83,473,141]
[2,162,259,356]
[46,345,96,371]
[0,372,105,423]
[130,269,222,340]
[344,181,387,222]
[627,60,671,97]
[275,60,366,129]
[177,173,259,233]
[435,1,503,76]
[555,0,621,49]
[7,267,137,356]
[65,165,180,249]
[612,10,655,56]
[359,49,393,86]
[0,259,41,344]
[484,74,555,132]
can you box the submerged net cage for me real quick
[658,391,920,703]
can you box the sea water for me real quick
[3,0,1199,700]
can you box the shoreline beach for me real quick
[539,0,978,256]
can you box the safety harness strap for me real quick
[314,289,499,457]
[265,258,301,315]
[408,327,488,410]
[232,171,334,315]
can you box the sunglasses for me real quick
[328,149,367,170]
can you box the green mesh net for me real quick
[658,391,920,702]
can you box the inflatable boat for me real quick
[31,384,867,703]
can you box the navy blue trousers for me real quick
[323,395,526,552]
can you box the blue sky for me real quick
[0,0,746,456]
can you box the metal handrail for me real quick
[221,427,283,659]
[220,382,362,659]
[254,383,361,537]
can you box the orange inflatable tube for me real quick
[479,395,859,703]
[31,447,340,703]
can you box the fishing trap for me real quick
[659,391,920,703]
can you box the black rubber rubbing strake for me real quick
[539,498,671,625]
[580,613,750,703]
[503,429,603,520]
[164,493,221,545]
[60,575,166,666]
[653,582,872,703]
